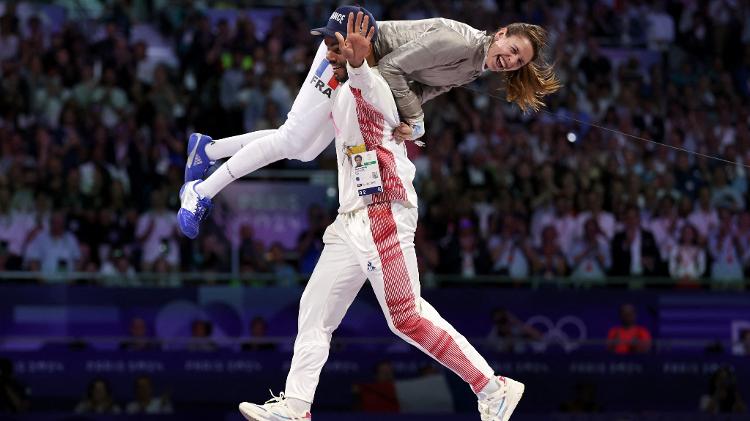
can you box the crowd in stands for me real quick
[1,0,750,287]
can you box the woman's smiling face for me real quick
[485,28,534,72]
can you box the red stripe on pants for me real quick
[367,202,489,393]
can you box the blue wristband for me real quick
[411,121,425,140]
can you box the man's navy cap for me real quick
[311,5,378,42]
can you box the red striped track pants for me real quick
[285,202,494,403]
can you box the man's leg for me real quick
[352,202,525,420]
[194,41,337,199]
[204,129,277,160]
[179,42,338,238]
[285,217,367,403]
[239,217,366,421]
[355,203,494,389]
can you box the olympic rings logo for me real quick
[525,315,588,352]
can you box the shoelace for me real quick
[478,402,503,421]
[262,391,306,418]
[477,388,507,421]
[263,390,286,406]
[195,197,213,222]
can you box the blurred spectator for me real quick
[669,224,706,286]
[576,190,615,241]
[610,206,661,278]
[74,377,121,414]
[559,381,601,413]
[23,211,81,278]
[196,232,230,273]
[486,308,542,353]
[577,39,611,85]
[238,224,268,275]
[414,224,440,283]
[530,225,568,279]
[187,319,217,352]
[125,375,173,414]
[708,206,744,286]
[699,367,747,414]
[135,190,179,272]
[532,194,577,252]
[0,241,9,272]
[267,242,298,287]
[711,165,747,210]
[91,67,128,129]
[0,13,20,62]
[645,2,675,51]
[100,247,138,286]
[688,187,718,243]
[606,303,652,354]
[0,185,33,270]
[0,357,29,413]
[297,205,327,274]
[353,360,398,412]
[734,329,750,356]
[120,317,160,351]
[648,196,680,261]
[738,212,750,271]
[241,316,276,352]
[567,218,611,282]
[440,218,491,277]
[487,214,532,280]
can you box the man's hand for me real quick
[335,11,375,68]
[392,119,426,142]
[393,123,412,143]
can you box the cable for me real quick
[459,85,750,170]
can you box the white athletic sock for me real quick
[476,376,502,400]
[204,129,277,160]
[286,397,311,414]
[195,131,285,198]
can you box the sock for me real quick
[196,132,286,198]
[476,376,502,400]
[195,164,234,199]
[286,397,311,414]
[204,129,277,160]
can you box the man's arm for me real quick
[347,60,398,119]
[378,27,469,123]
[337,12,398,120]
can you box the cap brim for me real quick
[310,27,340,38]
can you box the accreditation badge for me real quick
[350,148,383,197]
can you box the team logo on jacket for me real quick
[309,58,339,98]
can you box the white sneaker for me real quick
[477,376,525,421]
[239,392,312,421]
[177,180,212,239]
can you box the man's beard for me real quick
[332,61,348,83]
[334,71,348,83]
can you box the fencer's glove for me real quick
[406,118,426,147]
[410,119,425,140]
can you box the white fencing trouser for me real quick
[199,41,336,197]
[284,202,495,404]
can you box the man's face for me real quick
[620,304,636,326]
[324,36,348,82]
[136,377,152,400]
[50,213,65,236]
[485,28,534,72]
[626,209,640,230]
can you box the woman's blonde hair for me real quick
[500,23,561,113]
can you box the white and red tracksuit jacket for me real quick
[331,60,418,214]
